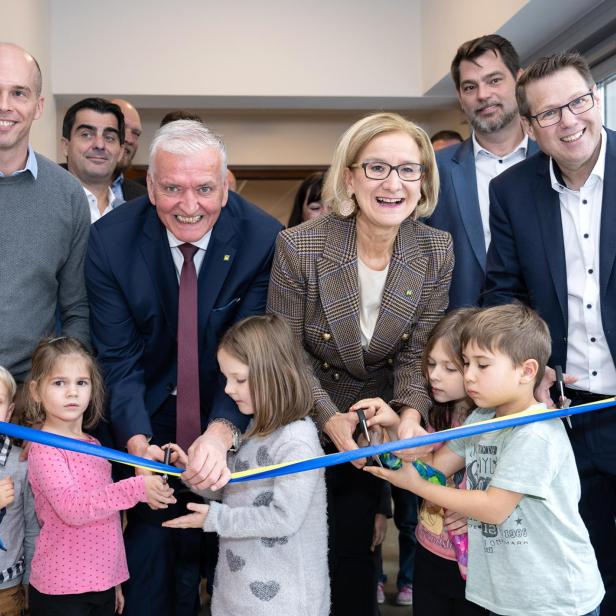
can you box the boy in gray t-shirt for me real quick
[364,305,604,616]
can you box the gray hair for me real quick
[148,120,227,177]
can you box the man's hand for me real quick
[535,366,577,408]
[182,424,232,491]
[126,434,165,478]
[323,412,363,467]
[371,512,388,551]
[0,477,14,508]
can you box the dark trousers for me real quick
[122,396,204,616]
[565,388,616,615]
[29,585,115,616]
[391,485,418,589]
[413,543,486,616]
[326,454,383,616]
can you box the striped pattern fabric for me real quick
[267,214,453,429]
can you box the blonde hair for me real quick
[0,366,17,401]
[460,304,551,386]
[422,308,479,431]
[24,337,105,431]
[323,112,439,219]
[218,315,313,438]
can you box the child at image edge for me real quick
[362,304,604,616]
[164,314,329,616]
[0,367,39,616]
[24,337,175,615]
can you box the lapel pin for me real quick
[405,290,413,296]
[223,255,230,261]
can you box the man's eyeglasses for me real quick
[351,161,425,182]
[529,91,595,128]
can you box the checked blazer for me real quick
[267,213,453,429]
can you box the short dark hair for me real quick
[288,172,325,227]
[516,52,595,118]
[160,110,203,127]
[62,97,125,144]
[430,130,463,144]
[451,34,520,90]
[460,304,551,386]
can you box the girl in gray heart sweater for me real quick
[164,314,329,616]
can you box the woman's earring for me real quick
[339,194,356,217]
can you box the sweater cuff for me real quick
[203,501,222,533]
[130,475,149,503]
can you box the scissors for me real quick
[162,445,171,483]
[555,365,572,429]
[355,408,384,468]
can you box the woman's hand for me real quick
[323,412,363,467]
[162,502,210,529]
[444,509,467,536]
[350,398,400,438]
[396,408,433,461]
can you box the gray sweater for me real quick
[0,439,40,589]
[0,153,90,381]
[201,418,329,616]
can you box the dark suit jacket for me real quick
[427,137,539,309]
[267,214,453,429]
[483,128,616,371]
[121,177,148,201]
[86,193,283,448]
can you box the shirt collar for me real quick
[82,185,117,209]
[111,173,124,191]
[472,133,528,160]
[166,228,212,252]
[0,145,38,179]
[549,127,606,193]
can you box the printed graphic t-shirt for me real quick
[448,407,604,616]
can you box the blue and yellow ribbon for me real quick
[1,397,614,483]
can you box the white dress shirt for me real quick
[473,134,528,249]
[83,186,117,224]
[166,229,211,281]
[550,128,615,394]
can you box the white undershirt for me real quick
[166,229,211,281]
[473,134,528,249]
[358,258,389,349]
[550,128,615,394]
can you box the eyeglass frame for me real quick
[528,90,595,128]
[350,161,425,182]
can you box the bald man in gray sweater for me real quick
[0,43,89,382]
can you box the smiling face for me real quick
[111,99,142,170]
[426,338,466,404]
[30,354,92,435]
[522,67,602,185]
[0,44,44,172]
[457,50,519,135]
[217,347,253,416]
[148,148,228,243]
[62,109,123,185]
[345,131,423,231]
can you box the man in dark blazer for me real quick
[427,34,538,309]
[86,120,282,615]
[483,52,616,612]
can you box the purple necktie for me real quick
[177,243,201,450]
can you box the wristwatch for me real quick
[210,418,241,452]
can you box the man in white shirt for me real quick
[483,52,616,613]
[61,97,124,222]
[427,34,538,309]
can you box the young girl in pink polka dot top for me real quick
[23,337,175,615]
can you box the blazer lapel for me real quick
[451,140,486,270]
[197,208,237,334]
[138,206,179,336]
[534,157,568,323]
[316,217,366,377]
[600,129,616,298]
[366,220,427,362]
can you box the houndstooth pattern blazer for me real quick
[267,213,454,430]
